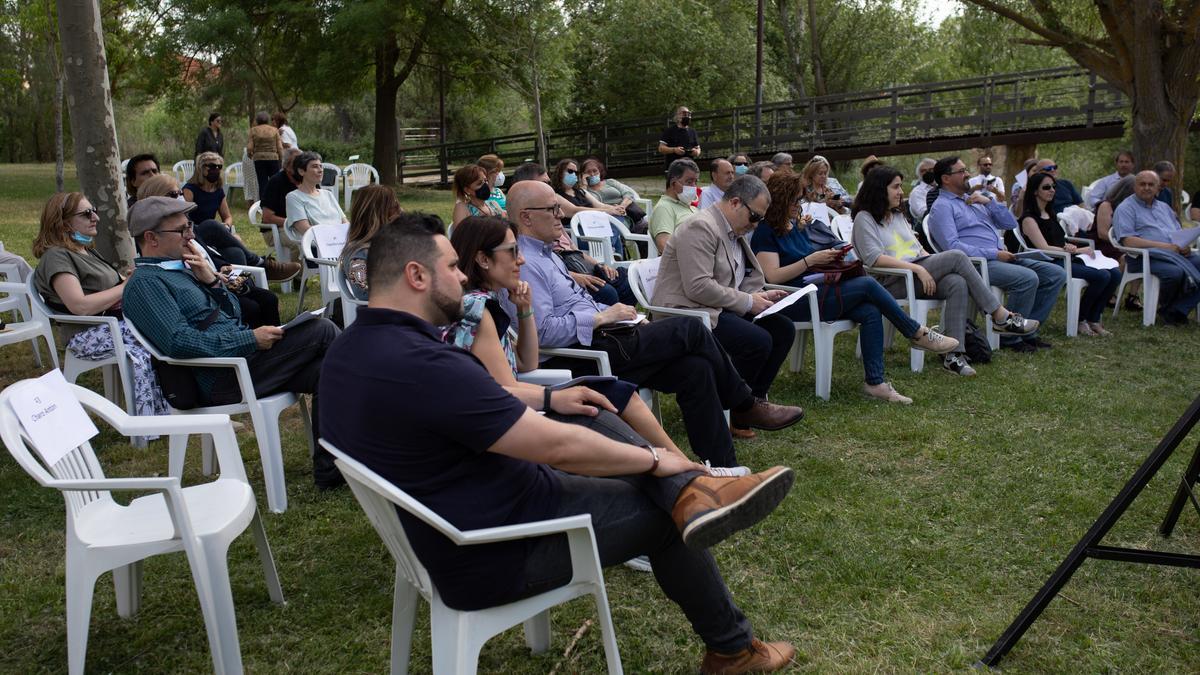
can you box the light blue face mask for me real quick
[152,260,188,271]
[586,174,601,186]
[734,165,749,175]
[70,231,94,245]
[563,172,579,187]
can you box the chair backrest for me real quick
[225,162,244,187]
[303,223,348,261]
[123,315,170,363]
[921,214,942,253]
[628,258,661,306]
[320,163,341,190]
[336,258,366,326]
[0,380,117,518]
[248,201,263,227]
[120,158,129,173]
[1009,219,1030,250]
[0,262,20,283]
[24,275,55,320]
[344,163,379,188]
[173,160,194,183]
[831,213,855,241]
[321,440,438,599]
[570,211,616,265]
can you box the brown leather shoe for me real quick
[731,426,757,440]
[702,638,796,674]
[263,256,302,282]
[672,466,794,549]
[729,399,803,432]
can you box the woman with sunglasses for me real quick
[752,171,959,403]
[31,192,169,419]
[1017,171,1120,336]
[729,154,752,176]
[801,155,850,214]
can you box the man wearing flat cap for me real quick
[122,196,343,489]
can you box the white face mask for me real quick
[494,172,505,187]
[678,184,698,202]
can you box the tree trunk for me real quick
[805,0,826,97]
[1004,143,1037,188]
[775,0,808,100]
[374,36,400,186]
[532,61,547,168]
[56,0,134,269]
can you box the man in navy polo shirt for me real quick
[320,213,797,674]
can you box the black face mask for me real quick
[474,183,491,200]
[205,169,222,183]
[679,116,691,128]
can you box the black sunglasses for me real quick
[72,208,99,218]
[743,203,764,223]
[203,163,224,170]
[165,190,183,199]
[733,161,749,166]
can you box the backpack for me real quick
[963,319,992,364]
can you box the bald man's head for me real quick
[507,179,563,242]
[1133,169,1161,204]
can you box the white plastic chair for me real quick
[569,211,632,267]
[0,381,285,675]
[863,265,946,372]
[1008,217,1088,337]
[335,258,365,327]
[1110,240,1164,326]
[172,160,195,183]
[322,440,622,675]
[0,281,56,369]
[250,201,294,293]
[320,162,341,195]
[124,320,313,514]
[299,225,343,317]
[120,158,129,173]
[923,214,1001,350]
[342,162,380,210]
[224,162,245,201]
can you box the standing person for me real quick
[285,151,348,237]
[272,111,298,151]
[1017,171,1120,336]
[967,155,1006,203]
[1086,150,1135,209]
[247,111,284,198]
[194,112,224,159]
[852,166,1037,376]
[658,106,701,170]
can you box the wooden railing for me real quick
[397,66,1130,183]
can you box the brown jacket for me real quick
[650,205,764,327]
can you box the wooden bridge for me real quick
[397,66,1137,183]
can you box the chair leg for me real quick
[430,606,479,675]
[788,331,807,373]
[101,365,118,404]
[250,407,289,514]
[65,554,99,675]
[1066,285,1082,337]
[523,611,552,654]
[112,560,144,618]
[1143,275,1159,326]
[298,396,315,459]
[192,538,244,675]
[201,434,217,477]
[248,511,285,604]
[590,589,623,675]
[295,272,309,318]
[390,571,419,675]
[168,434,190,478]
[813,330,834,401]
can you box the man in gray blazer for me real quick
[652,176,800,435]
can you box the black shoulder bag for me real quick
[150,307,221,410]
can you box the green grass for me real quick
[3,163,1200,673]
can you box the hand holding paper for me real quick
[754,284,816,320]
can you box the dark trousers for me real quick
[236,285,281,328]
[253,159,280,199]
[207,318,340,481]
[544,317,752,467]
[195,219,263,267]
[585,266,638,307]
[1128,253,1200,318]
[1070,261,1121,323]
[711,311,794,400]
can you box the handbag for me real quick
[808,252,864,312]
[150,307,220,410]
[556,249,592,275]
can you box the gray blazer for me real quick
[650,205,765,326]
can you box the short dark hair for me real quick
[933,156,960,188]
[1153,160,1175,174]
[208,112,221,125]
[366,212,448,293]
[510,162,546,186]
[852,165,904,223]
[255,110,270,125]
[665,158,698,188]
[124,153,159,195]
[723,174,768,205]
[292,151,322,179]
[450,216,517,291]
[1116,150,1134,163]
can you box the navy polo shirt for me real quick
[319,307,561,610]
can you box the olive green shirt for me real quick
[34,246,120,313]
[649,194,697,242]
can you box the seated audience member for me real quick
[509,163,637,307]
[1191,203,1200,225]
[658,105,701,169]
[139,174,284,328]
[908,158,937,222]
[800,155,849,214]
[747,161,775,182]
[1092,176,1142,310]
[451,164,503,228]
[1017,171,1120,336]
[968,155,1006,203]
[1153,160,1177,207]
[286,151,348,237]
[259,146,303,257]
[852,166,1036,376]
[32,192,168,418]
[1087,150,1135,209]
[319,214,797,674]
[124,197,341,486]
[929,156,1066,353]
[582,158,649,234]
[447,215,735,472]
[1009,157,1040,215]
[272,111,298,151]
[1111,170,1200,326]
[341,185,403,301]
[699,158,736,210]
[124,153,161,208]
[729,154,751,175]
[855,156,884,197]
[1032,158,1083,214]
[551,157,625,243]
[650,158,700,252]
[512,180,802,468]
[476,153,508,212]
[771,152,793,172]
[752,172,958,404]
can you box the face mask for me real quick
[494,172,505,187]
[734,164,748,175]
[679,185,698,202]
[563,172,578,188]
[586,174,600,186]
[473,183,491,200]
[70,231,94,245]
[679,116,691,128]
[205,169,221,183]
[154,260,188,271]
[177,195,187,203]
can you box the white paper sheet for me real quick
[1078,251,1119,270]
[282,308,324,331]
[754,284,817,321]
[312,222,349,259]
[1169,226,1200,249]
[576,211,614,239]
[6,369,99,466]
[614,313,647,326]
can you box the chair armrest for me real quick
[516,369,574,385]
[1066,236,1092,246]
[457,514,595,545]
[866,265,918,304]
[103,414,248,481]
[230,265,268,288]
[967,257,991,286]
[47,476,179,493]
[538,347,612,376]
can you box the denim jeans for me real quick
[1128,252,1200,317]
[781,275,920,386]
[985,258,1066,343]
[1069,261,1121,323]
[584,265,637,307]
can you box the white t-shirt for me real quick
[285,188,346,231]
[968,174,1004,196]
[279,124,298,150]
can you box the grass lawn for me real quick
[2,163,1200,673]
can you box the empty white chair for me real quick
[124,320,313,514]
[172,159,195,183]
[0,379,285,675]
[323,440,622,675]
[224,162,245,201]
[343,162,380,210]
[320,162,341,195]
[0,281,56,369]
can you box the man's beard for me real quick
[430,286,464,325]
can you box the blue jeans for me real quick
[781,276,921,386]
[1069,260,1121,323]
[1128,252,1200,317]
[585,265,637,307]
[986,258,1066,343]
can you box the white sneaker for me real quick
[943,353,977,377]
[623,555,653,573]
[704,461,752,477]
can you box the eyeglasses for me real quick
[523,204,563,215]
[948,168,969,175]
[155,224,194,236]
[203,163,223,171]
[72,208,99,218]
[490,242,519,256]
[743,203,764,224]
[565,169,577,175]
[733,161,749,166]
[1042,164,1058,171]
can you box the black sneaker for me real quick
[993,312,1039,336]
[1002,340,1037,353]
[1163,310,1190,327]
[1025,337,1053,350]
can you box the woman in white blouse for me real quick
[285,151,347,236]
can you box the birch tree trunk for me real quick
[56,0,134,269]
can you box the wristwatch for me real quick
[644,446,660,475]
[542,387,553,412]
